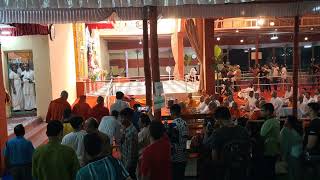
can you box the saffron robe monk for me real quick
[46,91,71,123]
[72,95,91,120]
[89,96,110,123]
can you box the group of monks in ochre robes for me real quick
[46,91,109,123]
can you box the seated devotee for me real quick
[138,113,151,155]
[46,90,71,122]
[197,95,206,112]
[138,121,172,180]
[110,91,129,113]
[89,96,110,123]
[283,86,293,105]
[270,91,284,117]
[4,124,34,180]
[313,89,319,102]
[260,103,280,180]
[242,91,256,111]
[304,92,316,104]
[76,133,131,180]
[208,101,218,114]
[238,83,254,99]
[62,116,87,166]
[84,118,111,158]
[72,95,91,120]
[119,108,139,179]
[98,110,121,145]
[200,107,250,180]
[254,92,261,102]
[298,95,308,116]
[32,120,80,180]
[230,102,241,120]
[186,93,198,108]
[250,100,263,120]
[200,97,211,114]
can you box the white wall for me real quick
[48,24,77,104]
[1,35,52,119]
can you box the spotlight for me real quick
[216,37,221,41]
[310,27,314,31]
[139,40,142,45]
[270,21,275,26]
[257,18,265,26]
[251,47,256,50]
[236,29,239,33]
[304,37,308,41]
[240,39,244,43]
[304,45,312,48]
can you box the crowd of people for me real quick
[3,85,320,180]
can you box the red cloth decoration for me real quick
[0,24,48,36]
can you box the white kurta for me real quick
[270,97,284,117]
[21,70,36,110]
[9,71,23,111]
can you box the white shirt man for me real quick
[270,96,284,117]
[245,92,257,111]
[21,68,36,110]
[303,93,316,104]
[62,130,87,166]
[110,99,129,113]
[9,68,24,111]
[98,116,121,145]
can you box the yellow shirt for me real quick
[63,123,73,136]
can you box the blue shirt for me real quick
[76,156,129,180]
[4,136,34,166]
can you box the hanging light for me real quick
[270,21,275,26]
[236,29,239,33]
[270,34,278,40]
[251,47,256,50]
[304,45,312,48]
[216,37,221,41]
[257,18,265,26]
[304,37,308,41]
[139,40,142,45]
[240,39,244,43]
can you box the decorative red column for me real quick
[0,44,8,172]
[149,6,161,119]
[143,7,152,107]
[292,16,300,117]
[203,19,215,95]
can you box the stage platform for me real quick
[87,80,199,96]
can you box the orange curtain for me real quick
[185,19,204,92]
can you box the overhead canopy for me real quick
[0,0,319,23]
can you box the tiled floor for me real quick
[7,116,38,135]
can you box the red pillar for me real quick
[255,35,259,64]
[203,19,215,95]
[143,7,152,107]
[292,16,300,117]
[0,44,8,172]
[149,6,161,119]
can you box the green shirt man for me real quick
[260,117,280,156]
[32,120,80,180]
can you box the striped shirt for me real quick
[120,124,138,168]
[76,156,130,180]
[98,116,121,145]
[171,117,189,162]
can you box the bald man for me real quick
[46,91,71,123]
[72,95,91,120]
[89,96,110,123]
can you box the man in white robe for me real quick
[270,91,283,117]
[21,64,36,110]
[9,64,24,111]
[303,92,315,104]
